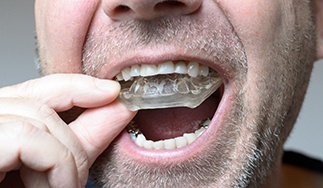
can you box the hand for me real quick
[0,74,136,187]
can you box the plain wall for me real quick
[1,0,322,160]
[0,0,38,86]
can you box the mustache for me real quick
[117,18,185,45]
[82,16,247,78]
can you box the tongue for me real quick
[133,96,219,141]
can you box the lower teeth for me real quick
[128,118,210,150]
[119,70,222,111]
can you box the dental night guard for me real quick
[117,62,223,111]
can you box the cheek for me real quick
[223,1,283,54]
[218,1,286,112]
[35,0,99,74]
[218,1,285,81]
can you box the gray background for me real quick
[1,0,322,160]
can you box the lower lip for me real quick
[114,84,231,165]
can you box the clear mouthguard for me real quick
[118,70,223,111]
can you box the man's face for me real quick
[35,0,316,187]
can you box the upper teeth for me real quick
[116,61,210,81]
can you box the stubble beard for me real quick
[81,6,315,188]
[83,17,251,187]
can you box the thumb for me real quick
[69,100,137,165]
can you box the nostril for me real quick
[154,0,186,11]
[114,5,132,15]
[105,0,201,21]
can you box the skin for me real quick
[0,0,323,187]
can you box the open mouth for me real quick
[115,60,224,151]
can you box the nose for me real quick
[103,0,202,21]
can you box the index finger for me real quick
[0,74,120,112]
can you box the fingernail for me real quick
[95,79,120,92]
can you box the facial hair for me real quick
[84,15,249,187]
[82,3,315,188]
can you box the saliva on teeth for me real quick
[117,61,223,111]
